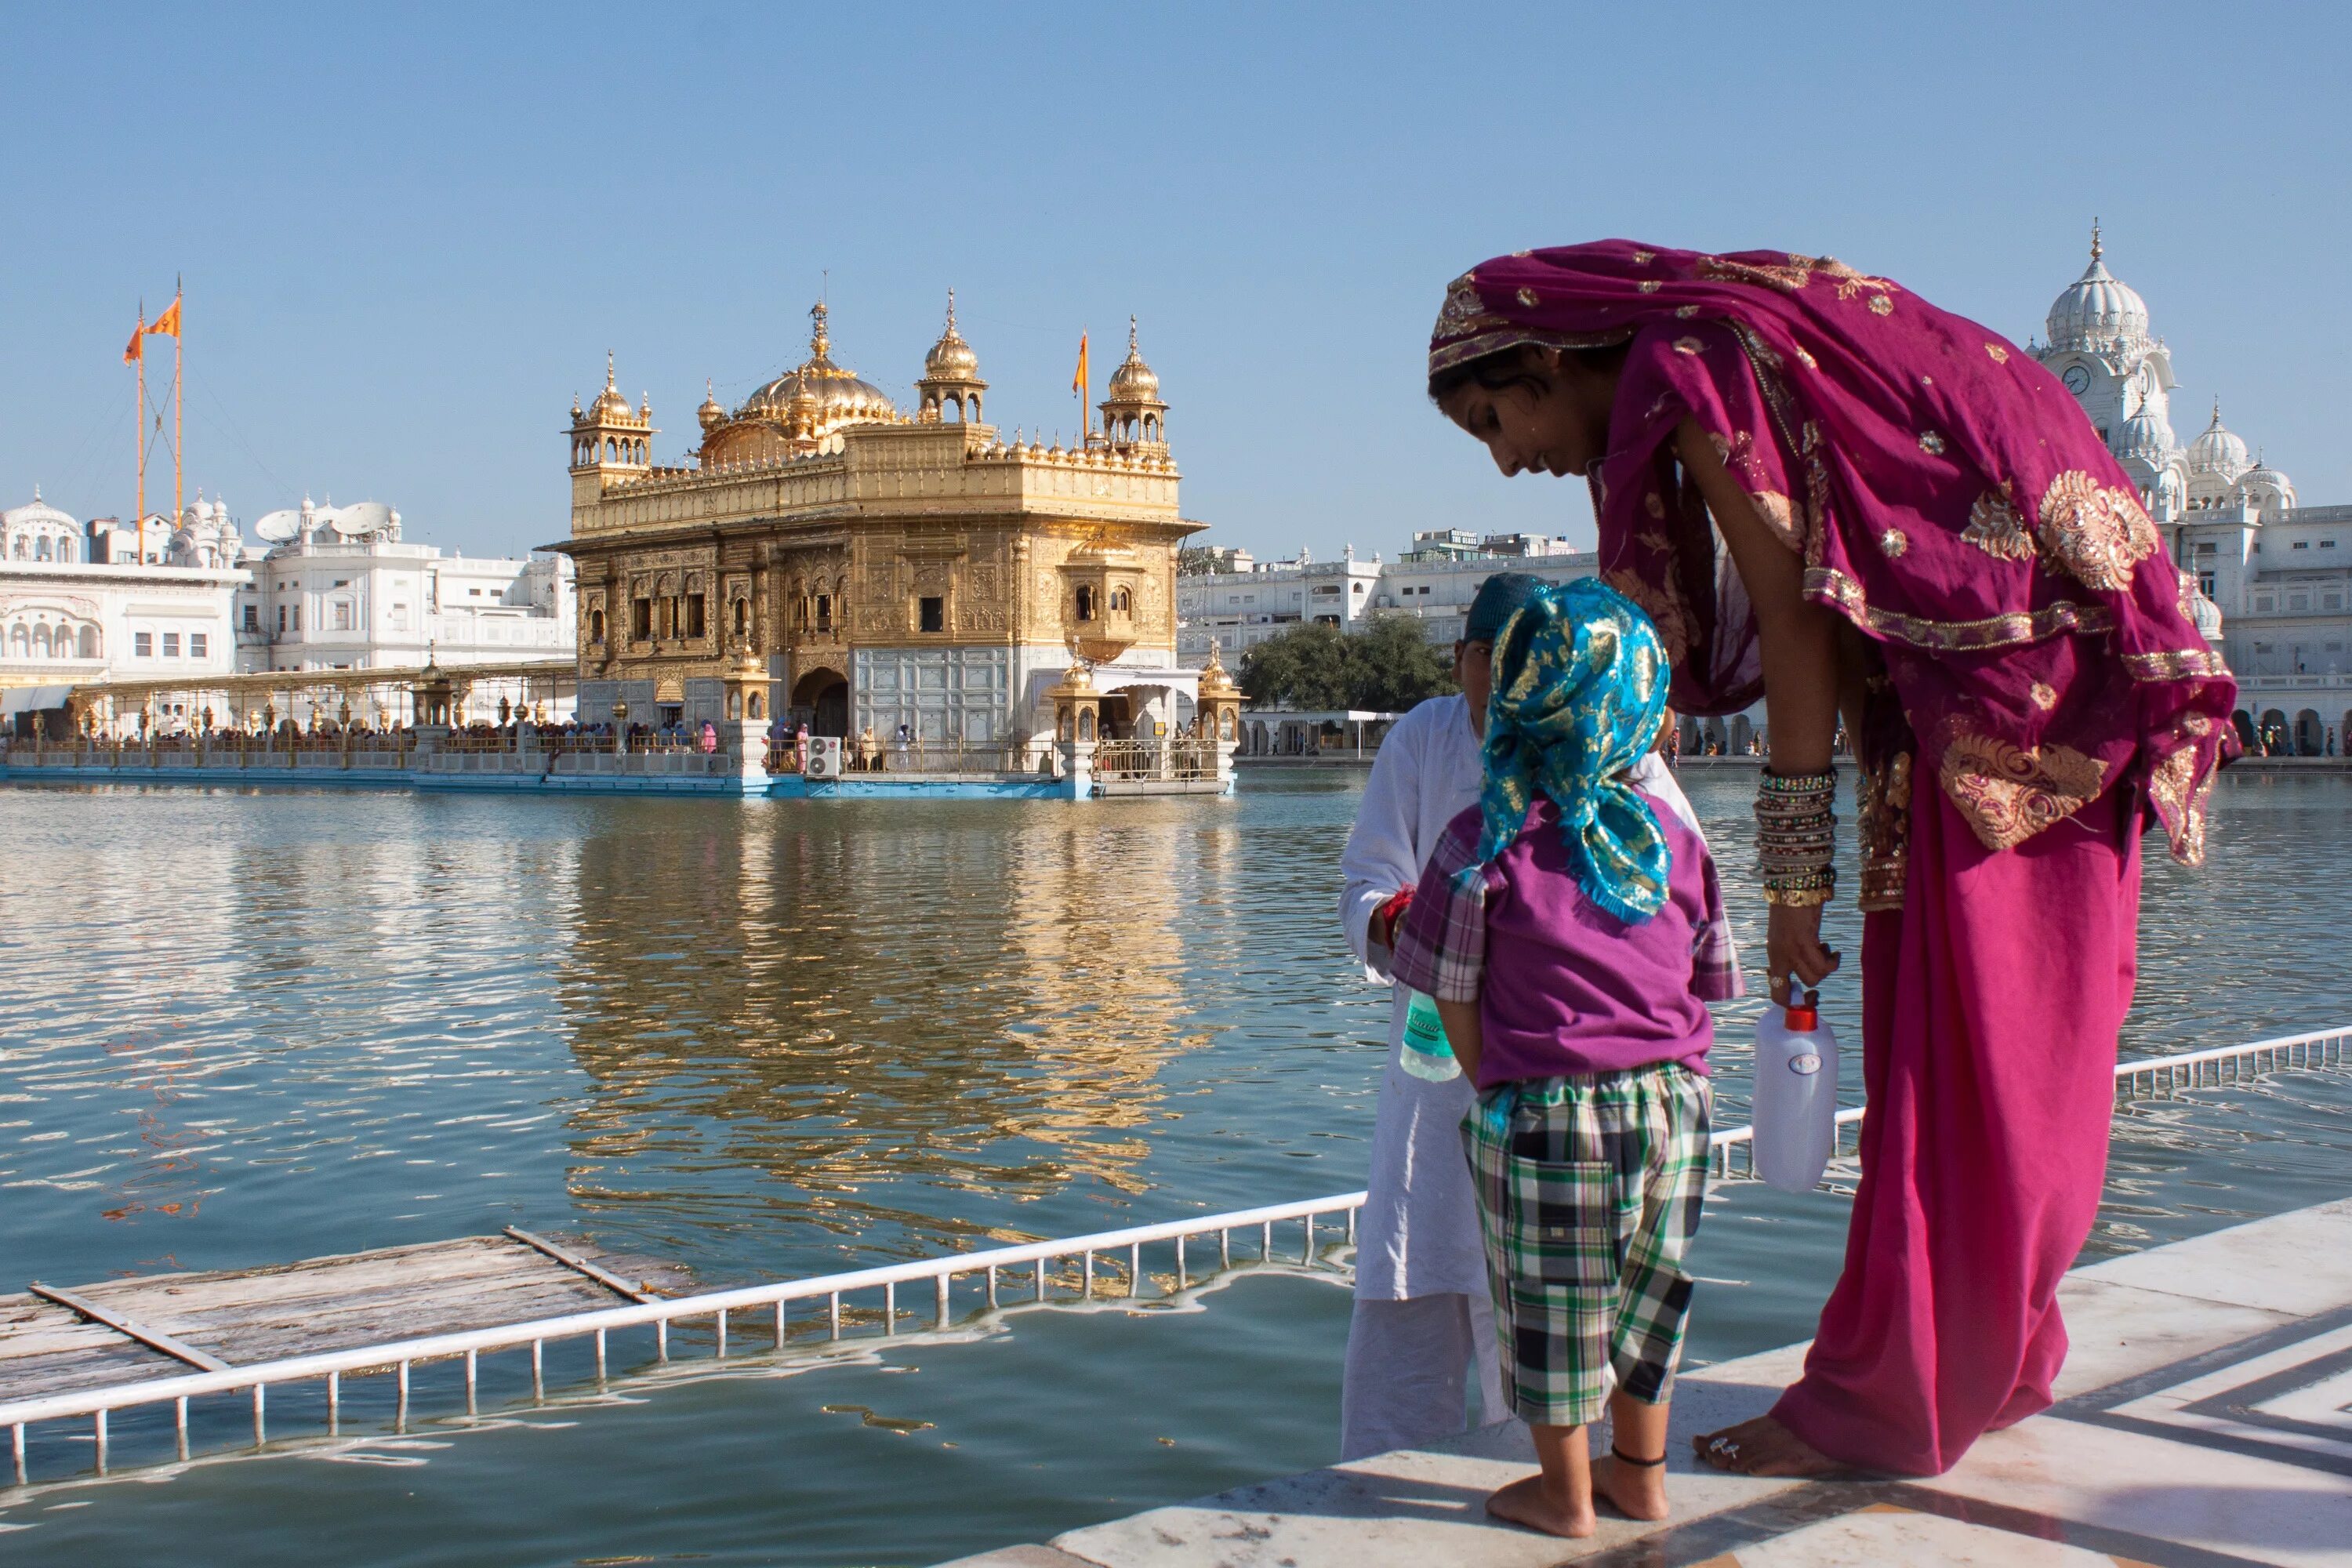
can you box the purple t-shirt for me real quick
[1389,793,1740,1089]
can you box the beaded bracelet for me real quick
[1755,769,1837,908]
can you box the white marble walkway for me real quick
[940,1196,2352,1568]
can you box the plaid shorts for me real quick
[1463,1062,1711,1428]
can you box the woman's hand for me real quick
[1766,902,1840,1004]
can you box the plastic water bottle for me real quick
[1399,990,1461,1082]
[1751,987,1837,1193]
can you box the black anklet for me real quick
[1610,1446,1668,1467]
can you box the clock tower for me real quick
[2030,223,2187,521]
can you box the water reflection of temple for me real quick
[555,803,1204,1251]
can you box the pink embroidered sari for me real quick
[1431,241,2236,1474]
[1429,241,2235,870]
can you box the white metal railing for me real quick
[1705,1021,2352,1181]
[2,1022,2344,1482]
[0,1191,1365,1481]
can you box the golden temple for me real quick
[557,299,1200,745]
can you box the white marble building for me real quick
[2034,230,2350,753]
[232,496,575,684]
[1,491,247,729]
[1176,531,1595,661]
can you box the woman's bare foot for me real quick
[1486,1473,1597,1538]
[1591,1450,1671,1520]
[1692,1415,1844,1477]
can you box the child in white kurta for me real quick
[1339,685,1501,1461]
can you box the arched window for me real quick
[34,539,50,561]
[1075,585,1095,622]
[590,608,606,643]
[748,691,764,720]
[78,626,100,659]
[1111,587,1131,612]
[31,625,53,658]
[605,437,618,462]
[732,597,748,634]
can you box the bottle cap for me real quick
[1784,986,1820,1032]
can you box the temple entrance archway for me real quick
[2295,709,2324,757]
[2258,707,2288,754]
[793,668,849,738]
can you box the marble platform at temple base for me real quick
[939,1195,2352,1568]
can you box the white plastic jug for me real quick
[1751,988,1838,1193]
[1399,990,1461,1082]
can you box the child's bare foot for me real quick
[1591,1448,1671,1521]
[1486,1472,1597,1538]
[1693,1415,1844,1477]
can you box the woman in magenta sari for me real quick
[1427,242,2234,1479]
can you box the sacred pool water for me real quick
[2,771,2347,1566]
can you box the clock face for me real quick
[2062,365,2092,395]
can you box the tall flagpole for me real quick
[173,276,183,533]
[136,298,147,563]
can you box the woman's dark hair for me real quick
[1427,339,1632,405]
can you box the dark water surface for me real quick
[1,770,2347,1566]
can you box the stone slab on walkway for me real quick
[942,1196,2352,1568]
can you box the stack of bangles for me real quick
[1755,769,1837,908]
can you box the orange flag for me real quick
[148,296,182,339]
[124,317,146,365]
[1072,332,1089,397]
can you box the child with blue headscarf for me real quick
[1390,579,1740,1540]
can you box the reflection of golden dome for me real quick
[1105,318,1160,404]
[740,301,898,427]
[924,291,981,380]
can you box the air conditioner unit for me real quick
[804,735,844,779]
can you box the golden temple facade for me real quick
[557,300,1201,744]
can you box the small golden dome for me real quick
[588,353,636,423]
[924,290,982,381]
[697,379,725,431]
[1105,317,1161,404]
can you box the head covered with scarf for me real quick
[1460,577,1672,925]
[1428,241,2236,868]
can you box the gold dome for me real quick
[924,290,982,381]
[697,379,725,431]
[739,300,898,428]
[1105,317,1161,404]
[586,353,637,424]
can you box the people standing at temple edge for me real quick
[1334,571,1718,1462]
[1427,241,2236,1479]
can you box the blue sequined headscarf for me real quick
[1461,578,1673,924]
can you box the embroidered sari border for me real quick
[2121,646,2230,681]
[1805,567,2114,652]
[1428,325,1636,376]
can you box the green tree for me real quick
[1238,622,1355,709]
[1347,612,1458,711]
[1236,615,1458,712]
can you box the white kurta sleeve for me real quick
[1338,710,1426,983]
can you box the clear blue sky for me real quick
[6,3,2344,561]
